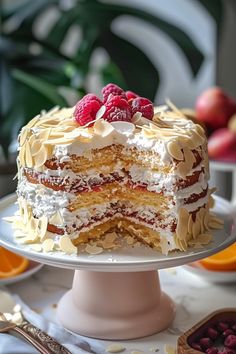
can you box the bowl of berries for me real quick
[178,308,236,353]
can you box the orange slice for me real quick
[199,243,236,271]
[0,247,29,279]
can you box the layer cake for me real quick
[9,84,223,254]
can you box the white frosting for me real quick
[128,164,208,197]
[126,135,171,164]
[53,122,172,166]
[17,177,72,220]
[177,190,210,212]
[35,165,126,193]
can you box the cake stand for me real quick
[0,194,236,340]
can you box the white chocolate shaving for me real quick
[164,344,176,354]
[2,216,16,223]
[59,236,77,254]
[38,216,48,239]
[30,244,42,252]
[25,141,33,168]
[42,239,54,252]
[85,244,103,255]
[49,211,64,225]
[176,208,189,240]
[106,344,125,353]
[93,119,114,137]
[34,145,48,168]
[96,105,106,119]
[167,140,183,160]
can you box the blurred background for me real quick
[0,0,236,198]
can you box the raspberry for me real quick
[218,322,230,333]
[207,327,219,340]
[224,334,236,349]
[103,95,132,123]
[221,349,236,354]
[206,348,219,354]
[130,97,154,120]
[223,329,234,338]
[102,83,126,103]
[199,337,213,349]
[126,90,139,101]
[74,94,102,126]
[191,343,202,351]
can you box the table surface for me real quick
[4,265,236,354]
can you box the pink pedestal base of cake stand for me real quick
[57,270,175,340]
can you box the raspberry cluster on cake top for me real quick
[7,83,223,255]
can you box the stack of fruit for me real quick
[195,87,236,162]
[191,323,236,354]
[0,247,29,279]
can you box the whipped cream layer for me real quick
[22,145,208,212]
[18,170,209,233]
[20,157,209,216]
[17,174,179,253]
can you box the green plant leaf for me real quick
[73,1,204,77]
[46,11,80,50]
[0,84,23,158]
[46,1,204,77]
[12,69,67,106]
[109,3,204,77]
[18,57,72,86]
[195,0,223,26]
[46,13,99,74]
[100,61,126,88]
[2,0,56,25]
[18,82,58,123]
[0,59,14,116]
[98,31,159,100]
[0,81,56,157]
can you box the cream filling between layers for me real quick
[67,214,178,254]
[17,176,178,253]
[25,158,208,198]
[65,202,174,233]
[17,176,210,255]
[17,177,74,219]
[17,174,210,250]
[127,164,208,197]
[18,170,209,222]
[17,177,175,228]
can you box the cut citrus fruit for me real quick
[0,247,29,279]
[199,243,236,271]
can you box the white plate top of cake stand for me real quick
[0,194,235,272]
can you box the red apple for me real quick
[195,87,236,130]
[208,128,236,159]
[215,151,236,162]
